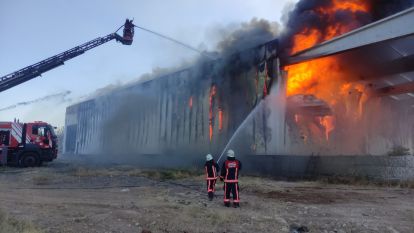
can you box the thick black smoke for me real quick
[280,0,414,57]
[371,0,414,20]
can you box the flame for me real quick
[188,96,193,108]
[286,57,345,107]
[218,108,223,131]
[291,29,321,54]
[340,82,369,118]
[209,124,213,141]
[286,0,371,144]
[287,0,370,96]
[209,85,217,141]
[321,0,369,13]
[320,116,335,140]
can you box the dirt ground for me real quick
[0,159,413,233]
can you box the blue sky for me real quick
[0,0,296,126]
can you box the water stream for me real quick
[216,76,286,163]
[216,100,265,163]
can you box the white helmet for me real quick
[206,154,213,161]
[227,149,235,158]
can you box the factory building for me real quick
[64,9,414,180]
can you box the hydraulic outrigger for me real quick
[0,19,135,93]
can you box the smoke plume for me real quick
[280,0,414,56]
[216,18,279,55]
[80,17,280,107]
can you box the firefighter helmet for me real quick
[227,149,235,158]
[206,154,213,161]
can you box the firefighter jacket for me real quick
[220,158,242,182]
[204,160,219,180]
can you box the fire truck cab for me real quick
[0,121,58,167]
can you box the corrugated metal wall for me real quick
[64,42,280,157]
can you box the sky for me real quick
[0,0,296,127]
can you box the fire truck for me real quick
[0,19,136,167]
[0,121,58,167]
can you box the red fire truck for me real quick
[0,121,58,167]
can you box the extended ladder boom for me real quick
[0,19,134,93]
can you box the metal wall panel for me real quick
[64,43,279,157]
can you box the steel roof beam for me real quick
[375,81,414,97]
[365,54,414,78]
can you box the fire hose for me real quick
[115,22,214,59]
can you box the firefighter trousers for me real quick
[206,179,216,198]
[223,182,240,204]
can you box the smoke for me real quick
[280,0,414,56]
[92,18,280,96]
[279,0,368,56]
[216,18,279,55]
[370,0,414,20]
[86,17,280,108]
[0,91,71,112]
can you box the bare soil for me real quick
[0,159,413,233]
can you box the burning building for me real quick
[278,0,414,156]
[64,1,414,179]
[64,42,279,159]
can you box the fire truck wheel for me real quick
[20,153,40,167]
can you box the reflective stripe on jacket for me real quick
[204,160,219,180]
[220,159,242,182]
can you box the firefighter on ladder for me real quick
[220,149,242,207]
[204,154,219,201]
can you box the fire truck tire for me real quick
[20,152,40,167]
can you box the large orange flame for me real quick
[286,0,371,141]
[287,0,370,96]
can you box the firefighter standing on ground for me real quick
[204,154,219,201]
[220,149,242,207]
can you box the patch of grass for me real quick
[32,175,52,185]
[396,180,414,189]
[139,169,202,180]
[204,210,237,225]
[387,145,411,156]
[66,165,204,180]
[70,167,114,177]
[319,175,414,188]
[239,176,282,194]
[126,169,144,177]
[0,209,42,233]
[319,175,371,186]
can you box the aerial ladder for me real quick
[0,19,135,93]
